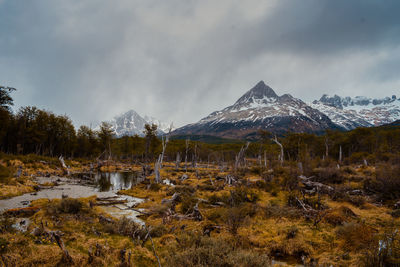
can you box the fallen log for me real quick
[95,200,128,206]
[298,175,333,194]
[161,192,180,205]
[52,231,73,264]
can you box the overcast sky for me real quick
[1,0,400,127]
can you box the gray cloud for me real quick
[1,0,400,127]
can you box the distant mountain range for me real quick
[171,81,400,139]
[108,110,172,137]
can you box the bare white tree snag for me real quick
[264,150,267,167]
[225,174,237,185]
[185,138,189,172]
[325,136,329,159]
[175,152,181,170]
[209,174,214,186]
[180,174,189,181]
[59,156,70,175]
[298,162,303,174]
[339,145,342,163]
[271,135,284,165]
[154,154,162,183]
[159,124,173,168]
[234,142,250,170]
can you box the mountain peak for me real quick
[235,81,278,105]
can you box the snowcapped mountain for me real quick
[143,115,174,133]
[108,110,171,137]
[312,94,400,129]
[172,81,341,139]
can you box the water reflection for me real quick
[95,172,143,192]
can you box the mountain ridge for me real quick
[172,81,400,139]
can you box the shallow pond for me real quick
[0,172,145,224]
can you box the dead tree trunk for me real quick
[234,142,250,170]
[185,139,189,172]
[52,231,73,264]
[325,137,329,159]
[264,150,267,168]
[271,135,284,166]
[175,152,181,170]
[58,156,70,175]
[339,145,342,163]
[192,143,197,168]
[144,225,162,267]
[154,155,162,183]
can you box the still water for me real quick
[94,171,144,192]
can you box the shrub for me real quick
[0,164,12,183]
[264,203,302,220]
[58,198,83,214]
[364,164,400,201]
[224,204,255,235]
[336,222,375,250]
[149,224,168,238]
[102,217,141,237]
[149,182,161,191]
[46,198,84,215]
[228,186,259,207]
[180,195,198,214]
[0,237,9,254]
[286,225,298,239]
[361,229,400,267]
[312,167,343,184]
[391,209,400,218]
[0,217,15,233]
[207,192,230,205]
[206,208,226,223]
[163,232,271,267]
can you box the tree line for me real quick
[1,86,399,165]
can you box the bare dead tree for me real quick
[264,150,267,167]
[159,123,173,168]
[324,136,329,159]
[234,142,250,170]
[192,142,198,168]
[175,152,181,170]
[271,135,284,165]
[209,174,214,186]
[338,145,343,163]
[58,156,70,175]
[154,154,162,183]
[298,162,303,174]
[185,138,189,172]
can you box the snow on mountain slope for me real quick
[173,81,341,139]
[143,115,174,133]
[108,110,171,137]
[109,110,149,137]
[313,94,400,128]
